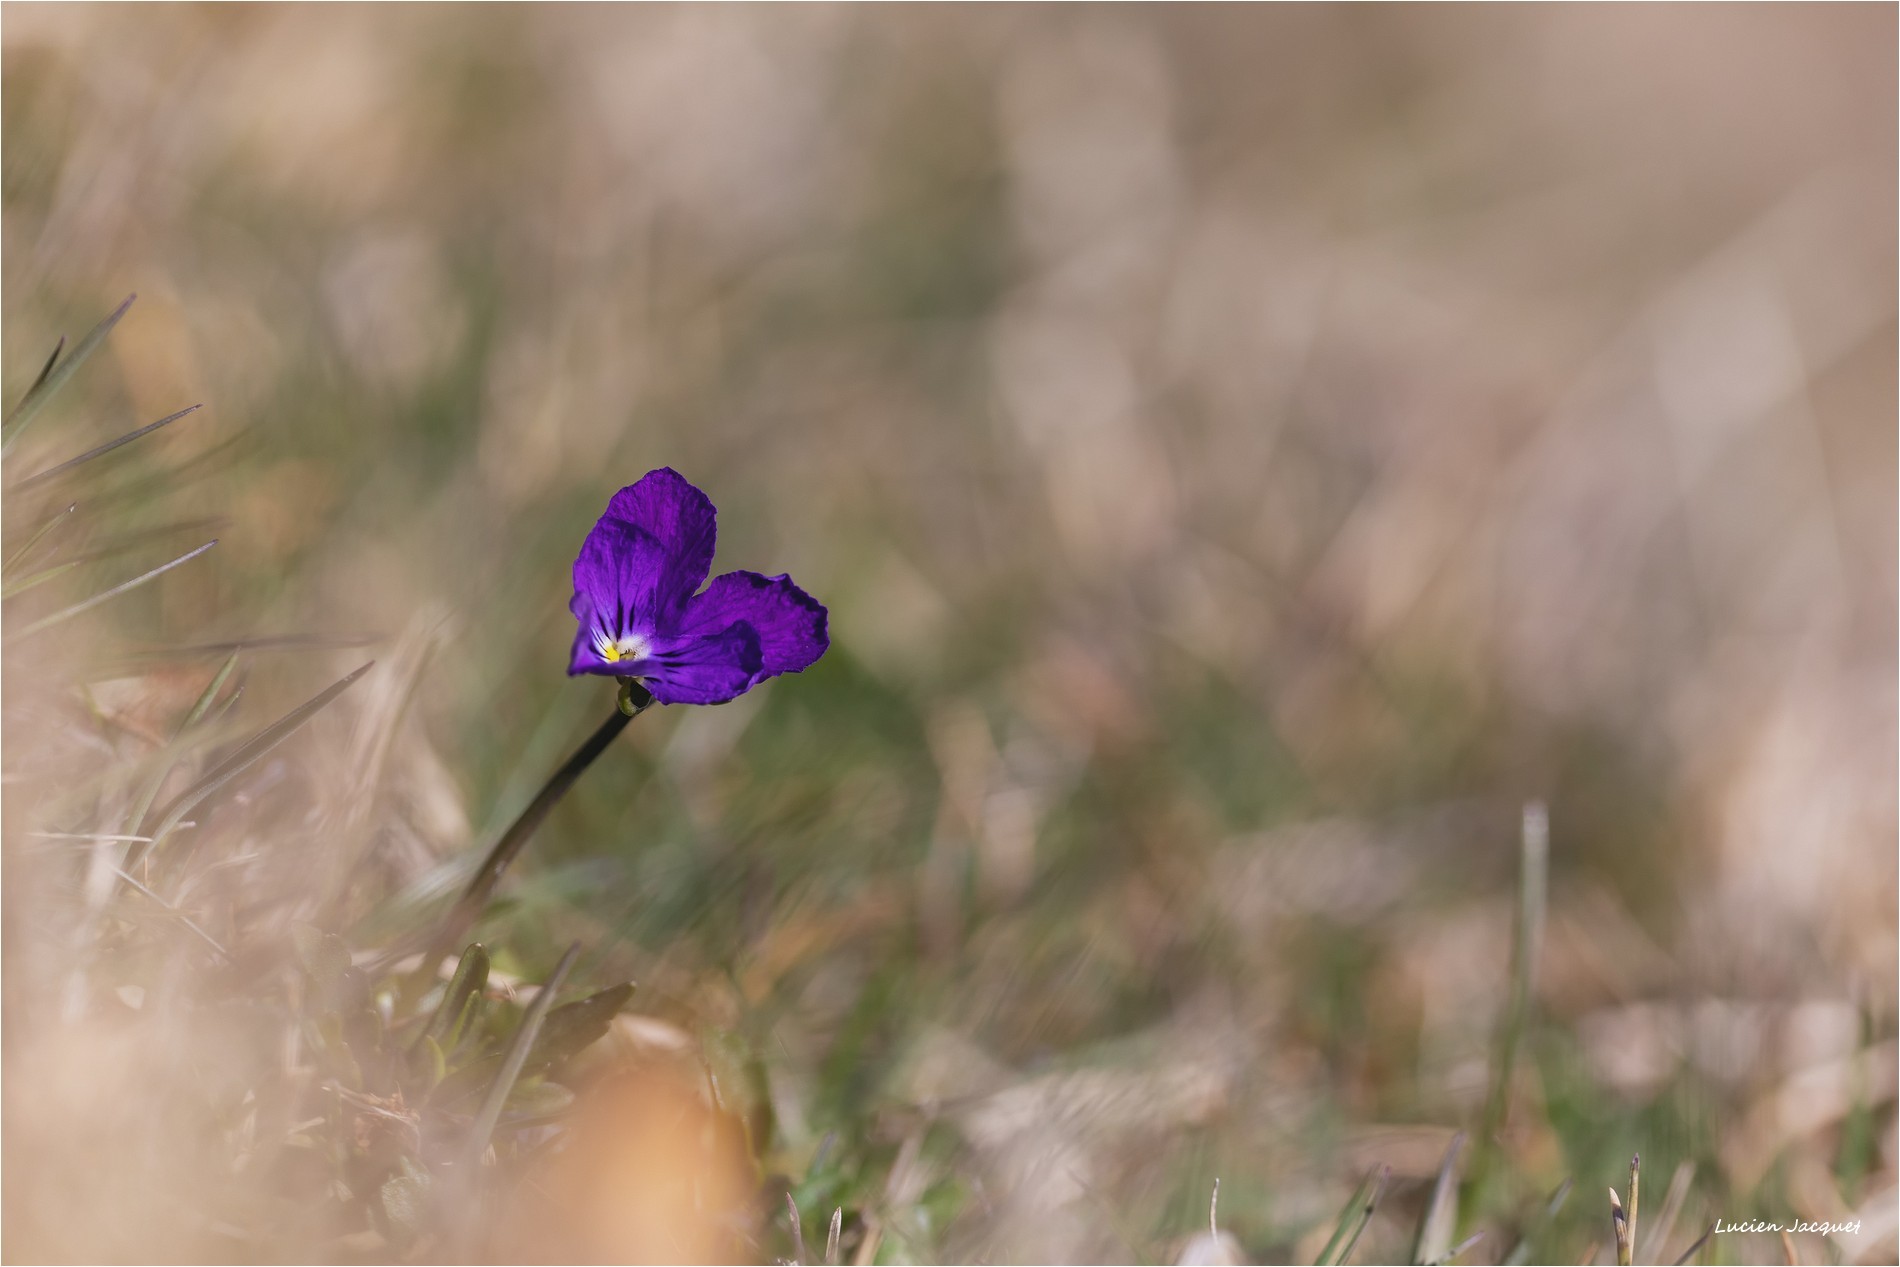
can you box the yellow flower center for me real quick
[596,632,651,664]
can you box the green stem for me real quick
[416,681,652,973]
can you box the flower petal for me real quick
[638,624,764,705]
[679,571,829,685]
[603,468,718,622]
[569,517,671,656]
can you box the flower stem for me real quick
[415,680,653,975]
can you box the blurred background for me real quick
[3,5,1894,1263]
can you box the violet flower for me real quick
[412,469,828,970]
[567,467,828,704]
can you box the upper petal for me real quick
[603,468,718,621]
[570,516,671,643]
[679,570,829,685]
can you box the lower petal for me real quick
[679,571,828,685]
[635,624,764,705]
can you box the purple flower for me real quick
[567,468,828,705]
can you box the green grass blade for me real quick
[1,558,84,600]
[3,519,227,600]
[458,941,580,1172]
[1475,802,1549,1194]
[11,403,203,491]
[14,336,65,414]
[119,650,242,836]
[1336,1165,1388,1265]
[125,659,374,869]
[1413,1132,1466,1265]
[2,501,77,574]
[1317,1167,1387,1266]
[2,294,135,453]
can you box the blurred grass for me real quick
[3,5,1895,1264]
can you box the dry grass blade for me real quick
[827,1208,842,1266]
[1413,1132,1466,1265]
[1426,1231,1484,1265]
[1670,1221,1715,1265]
[1624,1155,1640,1267]
[1610,1186,1629,1265]
[11,403,204,491]
[458,940,580,1172]
[787,1191,808,1265]
[1643,1162,1694,1263]
[1319,1165,1389,1266]
[1,294,135,453]
[125,659,375,870]
[109,865,231,961]
[6,539,217,642]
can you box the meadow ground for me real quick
[2,7,1894,1263]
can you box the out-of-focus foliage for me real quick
[3,7,1893,1263]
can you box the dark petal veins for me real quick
[678,570,829,685]
[603,468,718,624]
[567,624,616,677]
[639,623,764,705]
[570,517,669,642]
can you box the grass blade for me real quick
[14,336,65,415]
[2,501,78,574]
[1624,1155,1641,1267]
[1503,1178,1572,1265]
[458,941,580,1171]
[1426,1231,1484,1265]
[2,294,135,453]
[1644,1162,1694,1264]
[6,539,217,642]
[125,659,375,869]
[3,518,227,600]
[119,650,242,837]
[1478,803,1549,1185]
[11,403,203,491]
[109,865,231,961]
[1413,1132,1466,1265]
[1,558,84,600]
[1672,1221,1715,1266]
[1318,1167,1387,1265]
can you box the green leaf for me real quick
[521,982,634,1076]
[2,294,135,454]
[417,943,490,1057]
[501,1078,575,1122]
